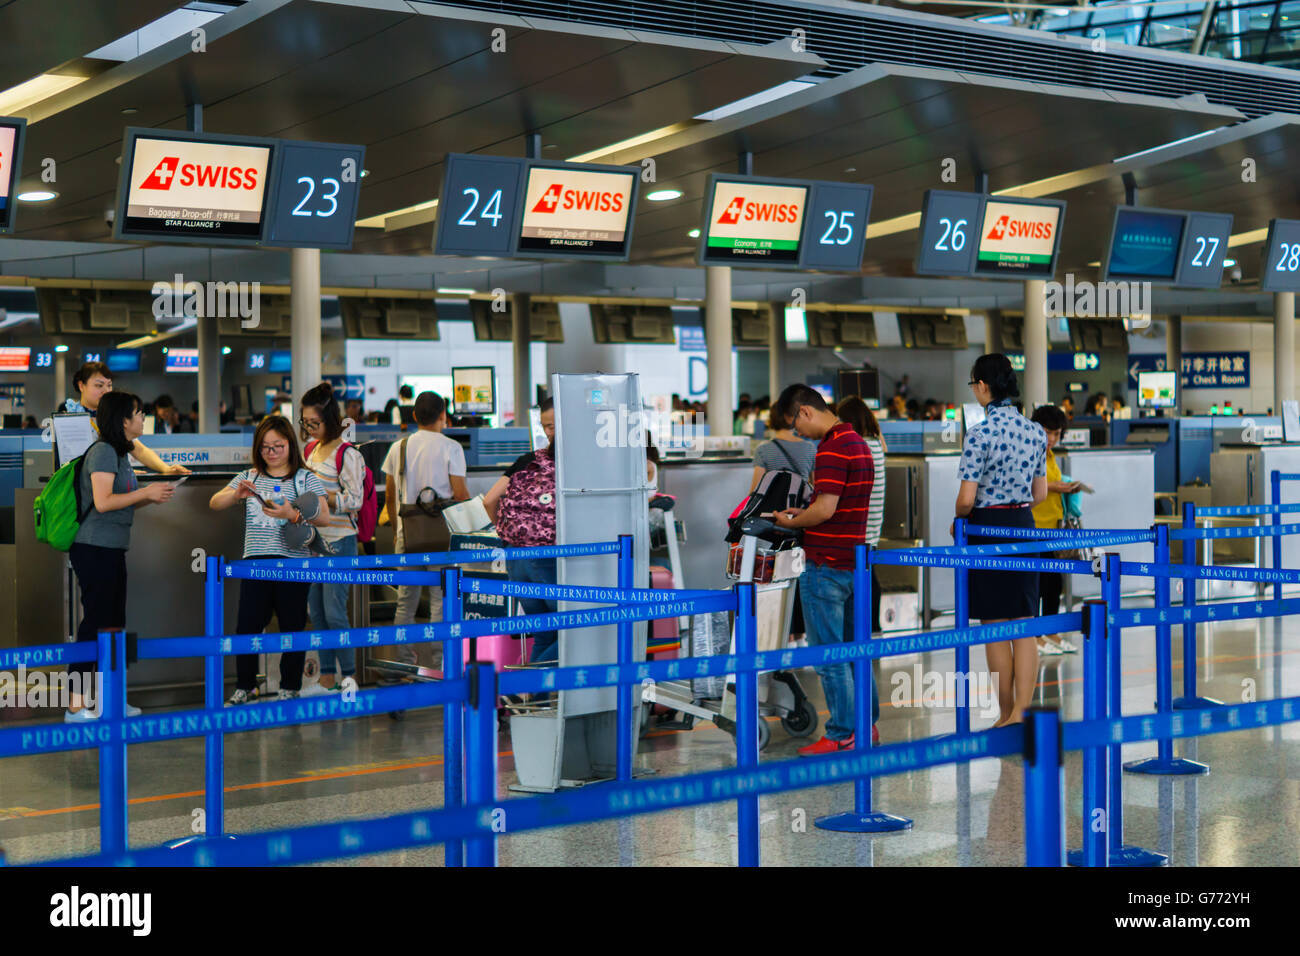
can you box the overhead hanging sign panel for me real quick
[973,197,1065,279]
[433,153,640,262]
[0,116,27,235]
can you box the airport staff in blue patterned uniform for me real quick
[953,353,1048,728]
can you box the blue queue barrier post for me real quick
[204,556,226,838]
[733,581,760,866]
[953,518,971,735]
[815,545,912,834]
[1023,707,1064,867]
[1174,502,1220,710]
[442,567,465,869]
[465,661,499,867]
[97,628,128,856]
[1272,469,1284,602]
[1125,525,1208,776]
[1101,553,1167,867]
[616,534,635,783]
[1068,600,1109,867]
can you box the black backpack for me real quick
[725,466,812,546]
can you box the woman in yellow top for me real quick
[1029,405,1082,655]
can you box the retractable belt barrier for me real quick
[9,506,1300,868]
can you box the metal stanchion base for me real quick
[164,835,237,849]
[814,811,913,833]
[1172,695,1222,710]
[1067,845,1169,867]
[1123,756,1209,776]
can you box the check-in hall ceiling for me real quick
[1,0,1299,317]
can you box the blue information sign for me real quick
[1128,352,1249,389]
[915,190,984,277]
[1261,218,1300,293]
[324,374,366,401]
[1104,207,1185,281]
[264,141,366,250]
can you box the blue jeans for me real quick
[309,534,357,679]
[800,562,879,740]
[507,557,559,664]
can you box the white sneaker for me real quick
[64,707,100,723]
[226,688,256,706]
[1057,638,1079,653]
[1037,640,1064,656]
[298,681,333,697]
[124,702,142,717]
[276,689,299,701]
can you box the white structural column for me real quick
[290,248,323,406]
[53,348,67,411]
[1165,315,1183,415]
[197,308,221,433]
[512,293,532,420]
[1023,279,1048,411]
[705,266,733,436]
[768,301,785,400]
[1276,293,1296,413]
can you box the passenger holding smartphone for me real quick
[209,416,330,704]
[66,392,177,722]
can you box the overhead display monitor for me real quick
[105,350,141,373]
[1103,207,1185,281]
[0,346,31,371]
[115,128,275,244]
[435,153,526,257]
[0,117,27,235]
[517,162,638,259]
[264,140,366,250]
[247,349,291,373]
[836,368,880,407]
[1137,370,1177,409]
[1175,211,1233,288]
[974,197,1065,278]
[1261,218,1300,293]
[915,189,984,277]
[700,175,809,267]
[801,182,873,272]
[452,365,496,415]
[165,348,200,373]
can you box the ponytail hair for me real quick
[970,353,1020,403]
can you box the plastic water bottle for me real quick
[271,484,286,525]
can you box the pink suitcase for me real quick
[464,634,534,672]
[649,565,680,654]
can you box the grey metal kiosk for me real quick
[509,372,650,792]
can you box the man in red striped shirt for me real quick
[773,385,879,754]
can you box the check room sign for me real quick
[1128,352,1250,389]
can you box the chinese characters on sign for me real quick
[1127,351,1250,389]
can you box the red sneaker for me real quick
[872,724,880,746]
[797,735,855,756]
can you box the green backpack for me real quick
[33,445,97,551]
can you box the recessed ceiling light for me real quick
[543,144,558,150]
[688,228,701,238]
[17,190,56,202]
[54,344,69,353]
[437,287,476,295]
[646,189,683,202]
[222,346,232,354]
[121,107,138,115]
[845,167,857,173]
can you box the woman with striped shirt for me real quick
[209,416,331,704]
[837,396,887,632]
[301,383,366,694]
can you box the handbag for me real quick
[1051,515,1095,562]
[396,436,453,554]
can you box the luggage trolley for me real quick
[641,516,818,750]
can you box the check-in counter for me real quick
[891,445,1154,617]
[1211,442,1300,572]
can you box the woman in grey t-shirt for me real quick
[67,392,178,722]
[750,402,817,490]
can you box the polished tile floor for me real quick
[1,606,1298,866]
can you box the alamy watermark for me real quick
[595,404,706,459]
[890,665,1000,720]
[151,272,261,328]
[1044,273,1152,328]
[0,666,96,711]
